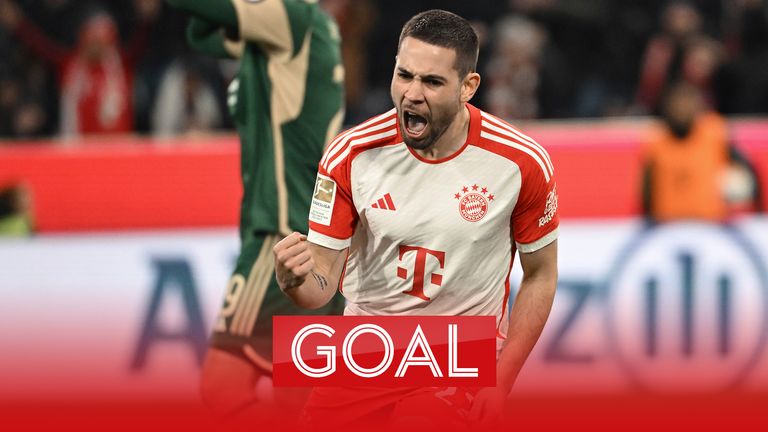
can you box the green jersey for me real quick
[226,0,344,243]
[195,1,346,362]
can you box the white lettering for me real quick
[291,324,336,378]
[394,325,443,378]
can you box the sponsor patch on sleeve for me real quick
[309,175,336,226]
[538,185,558,227]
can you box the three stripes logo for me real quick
[371,193,397,211]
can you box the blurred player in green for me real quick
[166,0,345,424]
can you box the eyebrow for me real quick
[396,67,447,83]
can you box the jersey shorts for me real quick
[210,233,345,369]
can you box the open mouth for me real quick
[403,110,428,138]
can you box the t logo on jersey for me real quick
[397,246,446,301]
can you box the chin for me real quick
[403,136,434,150]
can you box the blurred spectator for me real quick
[0,73,49,139]
[641,82,762,223]
[132,0,208,133]
[0,0,765,138]
[717,0,768,114]
[635,1,706,113]
[323,0,376,124]
[151,57,222,137]
[0,0,159,137]
[0,183,32,236]
[680,36,724,108]
[486,15,547,120]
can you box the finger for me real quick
[276,239,310,264]
[274,232,304,252]
[293,256,314,277]
[283,249,313,269]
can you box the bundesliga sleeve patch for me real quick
[309,175,337,226]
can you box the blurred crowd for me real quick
[0,0,767,140]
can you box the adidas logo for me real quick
[371,193,396,211]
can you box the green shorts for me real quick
[209,233,345,371]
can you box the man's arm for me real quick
[274,232,347,309]
[166,0,238,28]
[0,0,69,65]
[469,240,558,425]
[497,240,557,392]
[165,1,239,59]
[186,16,238,58]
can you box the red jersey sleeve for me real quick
[511,163,559,253]
[307,160,358,250]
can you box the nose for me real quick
[403,80,425,104]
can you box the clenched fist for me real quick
[273,232,315,292]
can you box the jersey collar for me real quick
[402,103,482,164]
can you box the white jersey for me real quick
[308,104,559,344]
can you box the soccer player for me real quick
[274,9,559,428]
[165,0,346,423]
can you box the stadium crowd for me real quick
[0,0,767,140]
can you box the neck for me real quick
[414,105,469,160]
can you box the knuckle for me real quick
[277,250,291,263]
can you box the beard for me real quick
[399,103,459,150]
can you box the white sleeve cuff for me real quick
[517,227,559,253]
[308,229,351,250]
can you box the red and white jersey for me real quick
[308,104,559,346]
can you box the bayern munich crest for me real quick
[454,184,494,222]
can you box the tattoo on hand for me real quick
[311,271,328,291]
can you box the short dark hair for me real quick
[398,10,479,78]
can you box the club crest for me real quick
[454,184,494,222]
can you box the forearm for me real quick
[496,274,556,394]
[276,241,346,310]
[186,16,231,58]
[282,267,339,310]
[15,18,69,65]
[166,0,238,28]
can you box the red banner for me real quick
[272,316,496,387]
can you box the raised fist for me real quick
[273,232,315,291]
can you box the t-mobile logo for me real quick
[397,245,445,301]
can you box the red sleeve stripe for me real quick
[480,112,554,175]
[320,109,397,168]
[480,128,552,183]
[321,118,397,171]
[326,128,399,173]
[497,255,514,335]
